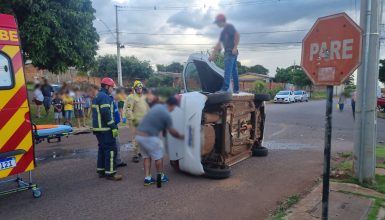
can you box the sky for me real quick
[92,0,384,77]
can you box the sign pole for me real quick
[322,85,333,220]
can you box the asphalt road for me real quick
[0,99,382,220]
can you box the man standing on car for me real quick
[209,14,240,93]
[41,78,54,115]
[136,97,184,186]
[92,77,122,181]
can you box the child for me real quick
[32,84,44,118]
[74,90,86,128]
[63,91,74,126]
[51,93,64,124]
[83,92,92,120]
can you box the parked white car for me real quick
[294,90,309,102]
[274,90,295,103]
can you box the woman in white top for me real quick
[33,84,44,118]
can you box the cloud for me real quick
[167,9,213,29]
[93,0,384,76]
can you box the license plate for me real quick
[0,157,16,170]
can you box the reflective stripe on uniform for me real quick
[92,127,111,131]
[107,120,114,125]
[105,150,115,174]
[97,168,105,171]
[100,104,111,108]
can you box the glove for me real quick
[112,128,119,138]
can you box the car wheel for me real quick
[255,94,270,102]
[203,165,231,179]
[252,146,268,157]
[205,91,232,105]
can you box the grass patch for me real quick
[271,194,300,220]
[334,160,353,172]
[29,103,92,126]
[310,91,327,100]
[377,146,385,169]
[367,198,384,220]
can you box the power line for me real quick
[116,0,287,12]
[116,29,307,36]
[118,41,302,46]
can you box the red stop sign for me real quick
[301,13,362,85]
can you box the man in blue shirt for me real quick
[209,14,241,93]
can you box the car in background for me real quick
[51,84,62,93]
[274,90,295,103]
[294,90,309,102]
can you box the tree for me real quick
[274,67,292,83]
[274,65,312,87]
[379,59,385,84]
[1,0,99,73]
[166,62,184,73]
[248,65,269,75]
[156,64,166,72]
[213,53,268,75]
[91,55,154,80]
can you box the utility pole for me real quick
[115,5,123,87]
[354,0,383,183]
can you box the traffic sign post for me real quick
[301,13,362,220]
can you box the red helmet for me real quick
[214,14,226,23]
[101,77,115,87]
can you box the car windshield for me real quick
[294,91,302,95]
[277,91,289,95]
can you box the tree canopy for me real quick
[91,55,154,80]
[274,65,312,87]
[0,0,99,73]
[214,53,269,75]
[156,62,184,73]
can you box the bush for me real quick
[254,80,267,94]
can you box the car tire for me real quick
[203,165,231,179]
[252,146,268,157]
[255,94,270,102]
[205,91,232,105]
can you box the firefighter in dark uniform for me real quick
[92,77,122,181]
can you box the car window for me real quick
[277,91,289,95]
[0,52,14,90]
[184,62,201,92]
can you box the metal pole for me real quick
[354,0,382,184]
[115,5,123,87]
[322,85,333,220]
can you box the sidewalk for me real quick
[286,169,385,220]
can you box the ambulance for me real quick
[0,13,41,198]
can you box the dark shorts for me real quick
[74,109,84,118]
[43,97,51,109]
[118,101,124,109]
[34,100,43,105]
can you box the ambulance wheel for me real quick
[205,92,232,105]
[32,188,42,198]
[252,146,268,157]
[203,165,231,179]
[255,94,270,102]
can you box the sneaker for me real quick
[144,177,156,186]
[106,174,123,181]
[160,174,169,183]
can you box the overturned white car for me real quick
[166,53,270,179]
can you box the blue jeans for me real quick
[221,53,239,92]
[64,110,73,120]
